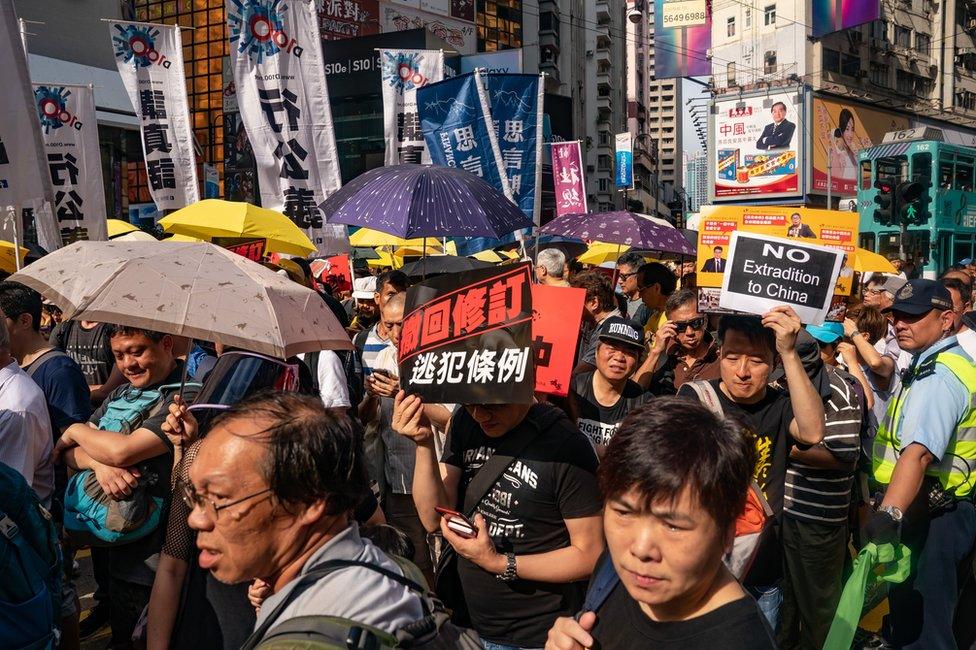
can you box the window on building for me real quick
[871,20,887,41]
[894,25,911,48]
[727,16,735,37]
[599,131,610,145]
[744,8,752,27]
[955,157,974,191]
[598,155,612,171]
[727,61,736,85]
[916,32,931,54]
[870,62,888,86]
[956,91,976,111]
[764,4,776,26]
[764,50,777,75]
[840,54,861,77]
[823,49,840,72]
[860,160,873,191]
[599,178,611,193]
[896,70,914,94]
[917,77,934,96]
[477,0,523,52]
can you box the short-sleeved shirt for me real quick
[0,360,54,506]
[359,324,391,377]
[784,367,860,525]
[24,351,92,434]
[298,350,350,409]
[650,336,722,395]
[89,361,201,586]
[51,320,116,386]
[579,310,621,366]
[678,379,794,587]
[888,337,973,462]
[590,583,776,649]
[440,404,602,646]
[570,371,649,447]
[626,296,648,326]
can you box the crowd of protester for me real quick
[1,248,975,650]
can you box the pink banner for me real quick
[551,141,587,217]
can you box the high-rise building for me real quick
[683,150,708,212]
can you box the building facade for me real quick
[684,150,708,212]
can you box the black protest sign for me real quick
[719,231,843,325]
[398,262,535,404]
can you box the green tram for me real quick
[857,128,976,278]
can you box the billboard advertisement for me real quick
[711,92,802,201]
[696,205,859,297]
[812,0,880,38]
[615,132,634,190]
[317,0,381,40]
[654,0,711,79]
[460,49,522,74]
[811,97,908,197]
[379,3,476,54]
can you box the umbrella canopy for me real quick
[851,247,896,274]
[351,246,381,260]
[470,249,504,263]
[320,164,533,239]
[577,241,632,266]
[159,199,317,257]
[107,219,139,238]
[10,241,351,358]
[0,240,29,275]
[542,211,695,256]
[367,250,400,269]
[400,255,495,278]
[114,230,159,242]
[164,233,205,243]
[349,228,428,248]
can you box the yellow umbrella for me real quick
[107,219,139,238]
[471,249,504,263]
[392,241,445,258]
[349,228,433,248]
[578,241,631,266]
[113,230,158,243]
[158,199,317,257]
[164,233,206,243]
[850,247,896,274]
[0,240,29,275]
[367,250,401,269]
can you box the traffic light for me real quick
[873,180,894,226]
[897,181,926,226]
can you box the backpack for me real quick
[0,461,62,650]
[684,380,774,580]
[241,557,482,650]
[63,382,199,547]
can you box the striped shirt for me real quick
[784,366,861,524]
[360,324,392,376]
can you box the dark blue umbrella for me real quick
[541,211,695,256]
[320,164,533,239]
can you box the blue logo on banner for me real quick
[485,74,541,219]
[34,86,81,134]
[228,0,303,63]
[112,24,171,68]
[418,73,507,199]
[615,149,633,189]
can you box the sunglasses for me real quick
[618,271,638,279]
[671,316,706,331]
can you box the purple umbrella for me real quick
[319,164,533,239]
[541,211,695,256]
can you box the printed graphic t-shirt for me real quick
[571,371,650,447]
[51,320,116,386]
[440,404,602,647]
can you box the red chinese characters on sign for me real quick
[399,264,531,361]
[318,0,380,41]
[531,285,585,397]
[224,239,265,262]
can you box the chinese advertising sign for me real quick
[712,92,803,201]
[812,0,879,38]
[551,141,587,217]
[399,263,534,404]
[318,0,380,40]
[654,0,711,78]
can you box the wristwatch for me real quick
[849,329,862,339]
[495,552,518,582]
[879,505,903,522]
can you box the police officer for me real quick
[867,279,976,648]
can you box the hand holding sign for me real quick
[761,306,802,356]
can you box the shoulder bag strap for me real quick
[461,410,543,517]
[25,349,69,378]
[579,550,619,615]
[686,380,724,418]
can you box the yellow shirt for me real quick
[644,309,666,337]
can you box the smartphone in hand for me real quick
[435,506,478,539]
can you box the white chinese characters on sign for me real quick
[551,141,587,217]
[409,347,530,386]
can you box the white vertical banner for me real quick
[110,21,199,210]
[0,2,60,251]
[33,84,109,243]
[228,0,347,256]
[379,49,444,165]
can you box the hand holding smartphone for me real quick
[435,506,478,539]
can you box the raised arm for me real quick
[762,307,825,445]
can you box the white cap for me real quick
[352,275,377,300]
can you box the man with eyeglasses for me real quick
[640,288,721,393]
[616,252,650,327]
[635,262,677,338]
[393,390,604,649]
[184,392,427,646]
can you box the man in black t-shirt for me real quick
[393,393,604,649]
[675,310,825,633]
[569,316,649,454]
[56,325,200,649]
[51,319,127,404]
[546,397,775,650]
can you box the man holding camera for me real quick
[867,280,976,648]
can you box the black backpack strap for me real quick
[579,551,620,616]
[25,349,70,378]
[241,558,429,650]
[306,351,322,393]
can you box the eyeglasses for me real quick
[672,316,706,331]
[864,288,886,296]
[618,271,638,280]
[181,481,272,520]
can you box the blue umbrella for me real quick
[319,164,533,239]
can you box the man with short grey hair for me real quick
[535,248,570,287]
[616,251,649,326]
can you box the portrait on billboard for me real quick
[699,245,726,273]
[755,101,795,150]
[786,212,816,239]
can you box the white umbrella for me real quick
[11,241,351,358]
